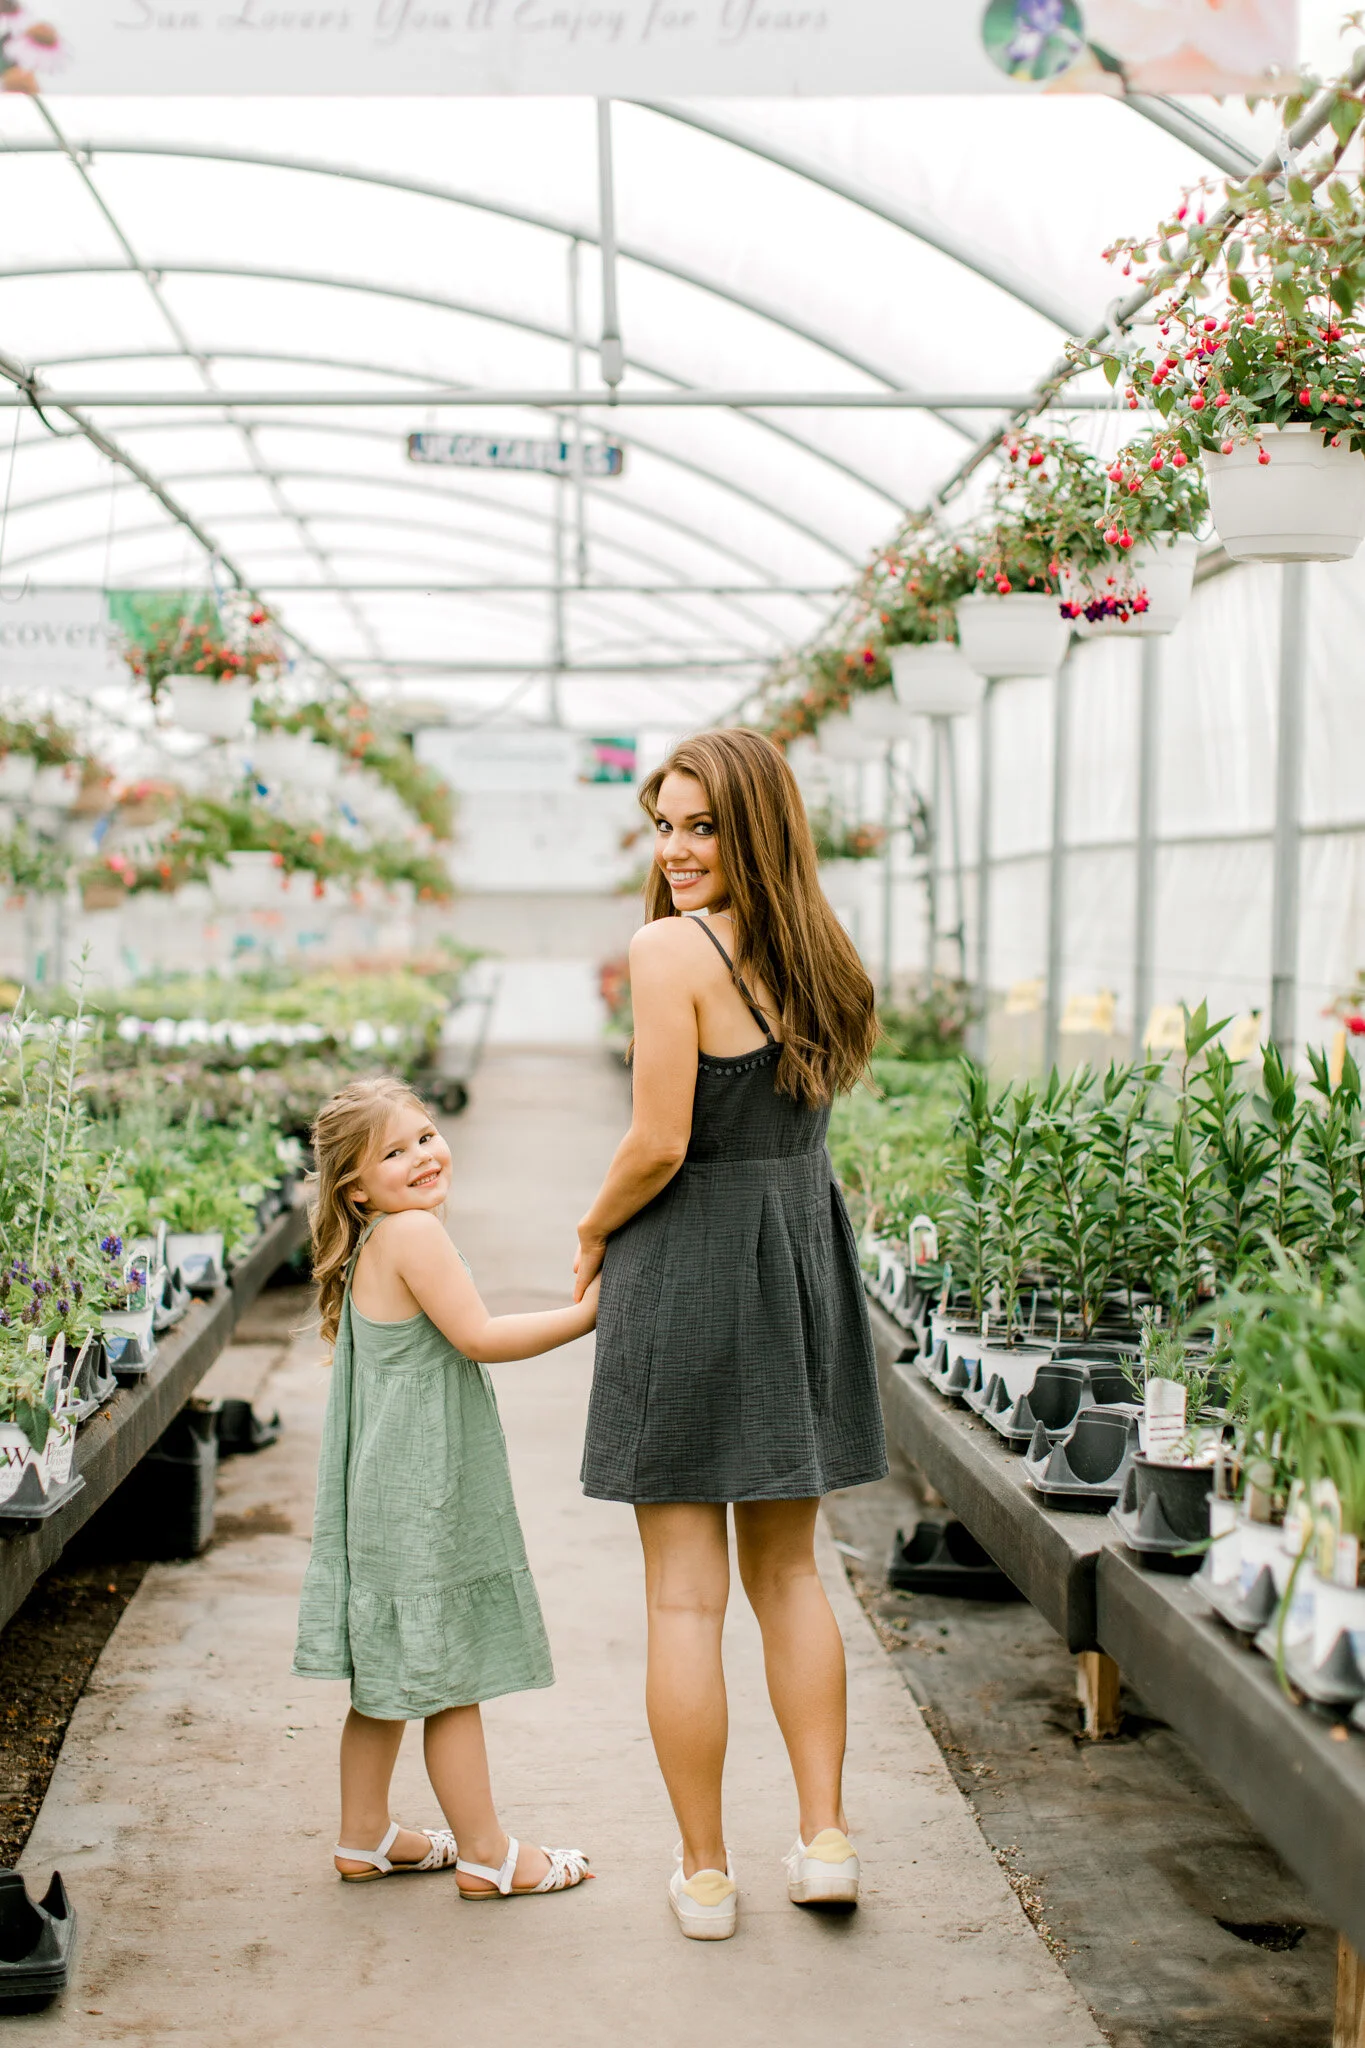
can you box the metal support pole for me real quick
[881,743,895,1006]
[1133,636,1161,1061]
[567,238,588,584]
[971,682,995,1064]
[1043,655,1073,1077]
[945,715,967,984]
[595,100,625,391]
[926,718,941,995]
[1270,561,1309,1054]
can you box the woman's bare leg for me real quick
[635,1502,731,1877]
[423,1704,550,1892]
[734,1499,848,1841]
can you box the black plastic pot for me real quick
[106,1406,218,1558]
[0,1870,75,2011]
[1023,1405,1139,1512]
[1108,1457,1214,1573]
[215,1399,281,1458]
[887,1519,1020,1601]
[987,1361,1088,1451]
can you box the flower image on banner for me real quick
[0,8,64,94]
[580,738,637,786]
[983,0,1299,94]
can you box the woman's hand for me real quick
[574,1229,607,1303]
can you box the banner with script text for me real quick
[8,3,1298,98]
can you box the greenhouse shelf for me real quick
[871,1299,1365,1969]
[875,1320,1116,1652]
[0,1203,309,1636]
[1097,1551,1365,1960]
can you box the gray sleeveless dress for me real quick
[581,923,887,1505]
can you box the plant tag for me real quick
[1335,1534,1361,1591]
[1144,1378,1186,1464]
[1312,1480,1342,1584]
[1209,1499,1239,1584]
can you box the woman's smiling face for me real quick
[352,1101,452,1215]
[652,769,729,914]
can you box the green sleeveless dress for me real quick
[292,1216,554,1721]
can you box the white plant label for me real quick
[1336,1534,1361,1592]
[1143,1378,1186,1464]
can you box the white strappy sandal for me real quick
[455,1835,591,1901]
[334,1820,460,1882]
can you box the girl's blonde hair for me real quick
[639,728,877,1108]
[310,1075,429,1351]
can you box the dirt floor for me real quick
[824,1466,1338,2048]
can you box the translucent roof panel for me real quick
[0,0,1355,729]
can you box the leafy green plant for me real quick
[855,525,979,648]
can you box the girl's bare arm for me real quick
[381,1211,598,1361]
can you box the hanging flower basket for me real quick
[0,754,36,803]
[167,674,254,740]
[1060,535,1199,638]
[210,849,284,910]
[889,643,986,716]
[849,688,916,741]
[81,882,127,912]
[1202,424,1365,563]
[955,593,1071,680]
[30,763,81,810]
[251,731,340,792]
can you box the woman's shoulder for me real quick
[630,915,721,973]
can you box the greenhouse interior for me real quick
[3,1,1365,2041]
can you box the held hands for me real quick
[576,1272,602,1330]
[573,1228,606,1304]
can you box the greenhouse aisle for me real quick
[15,1052,1102,2047]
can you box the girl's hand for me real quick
[573,1230,606,1303]
[578,1273,602,1329]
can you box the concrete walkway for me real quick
[18,1052,1103,2047]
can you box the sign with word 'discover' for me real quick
[20,4,1298,97]
[407,433,625,477]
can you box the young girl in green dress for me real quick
[293,1075,598,1900]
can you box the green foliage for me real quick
[827,1062,958,1248]
[877,983,973,1064]
[856,525,979,649]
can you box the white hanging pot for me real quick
[849,688,916,741]
[955,592,1071,680]
[251,731,340,792]
[0,753,36,802]
[1060,534,1199,639]
[1202,423,1365,563]
[210,848,283,910]
[889,642,985,716]
[30,762,81,810]
[167,673,254,740]
[818,713,885,764]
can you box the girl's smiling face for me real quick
[352,1101,452,1215]
[652,769,729,914]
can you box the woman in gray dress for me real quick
[574,728,886,1941]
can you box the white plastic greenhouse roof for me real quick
[0,2,1354,730]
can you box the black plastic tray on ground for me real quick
[0,1202,309,1636]
[1096,1548,1365,1959]
[872,1305,1122,1652]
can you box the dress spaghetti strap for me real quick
[687,914,777,1045]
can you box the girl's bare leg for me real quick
[635,1501,731,1877]
[422,1704,550,1892]
[335,1708,439,1874]
[734,1499,848,1842]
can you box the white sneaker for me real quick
[783,1829,860,1907]
[668,1843,738,1940]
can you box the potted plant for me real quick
[80,853,136,913]
[1054,430,1207,636]
[955,435,1081,679]
[859,528,983,716]
[1106,175,1365,562]
[125,594,283,739]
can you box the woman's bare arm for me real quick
[573,919,700,1300]
[379,1211,599,1361]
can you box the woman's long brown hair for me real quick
[640,728,877,1108]
[309,1074,428,1355]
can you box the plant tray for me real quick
[1022,1405,1139,1513]
[1281,1630,1365,1709]
[215,1398,281,1457]
[1201,1563,1279,1636]
[0,1871,75,2011]
[1108,1459,1214,1574]
[886,1518,1020,1601]
[0,1469,85,1523]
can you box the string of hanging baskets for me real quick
[761,41,1365,752]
